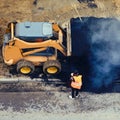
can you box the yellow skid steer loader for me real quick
[2,21,71,75]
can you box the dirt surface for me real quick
[0,0,120,119]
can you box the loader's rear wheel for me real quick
[17,60,35,75]
[43,60,61,75]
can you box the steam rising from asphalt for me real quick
[71,17,120,90]
[89,18,120,89]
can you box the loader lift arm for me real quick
[10,38,67,56]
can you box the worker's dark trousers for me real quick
[72,88,79,98]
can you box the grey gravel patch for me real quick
[0,91,119,120]
[0,91,119,113]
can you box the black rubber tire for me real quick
[17,60,35,75]
[43,60,61,75]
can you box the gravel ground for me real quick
[0,110,119,120]
[0,91,119,120]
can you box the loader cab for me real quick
[4,21,53,43]
[15,22,55,56]
[15,21,53,41]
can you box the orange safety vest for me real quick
[71,75,82,89]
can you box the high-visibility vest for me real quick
[71,75,82,89]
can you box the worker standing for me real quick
[69,71,82,99]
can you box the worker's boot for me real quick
[75,94,79,98]
[69,95,74,99]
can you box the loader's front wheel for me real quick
[17,60,35,75]
[43,60,61,75]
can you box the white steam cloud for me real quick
[89,18,120,89]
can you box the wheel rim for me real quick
[46,66,58,74]
[20,66,31,74]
